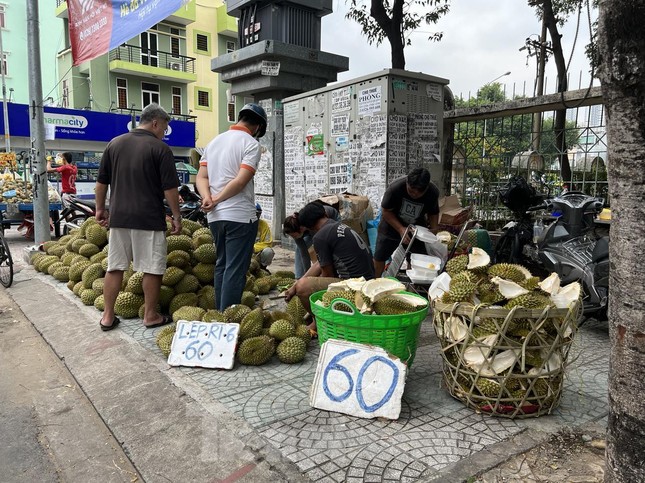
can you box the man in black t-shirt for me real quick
[374,168,440,276]
[96,104,182,332]
[285,202,374,323]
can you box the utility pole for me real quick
[0,23,10,153]
[531,18,548,152]
[27,0,50,244]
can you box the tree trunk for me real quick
[597,1,645,482]
[370,0,406,69]
[542,0,572,183]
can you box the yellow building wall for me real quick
[187,1,237,149]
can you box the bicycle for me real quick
[0,226,14,288]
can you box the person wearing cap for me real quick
[373,167,440,277]
[253,203,274,269]
[196,103,268,310]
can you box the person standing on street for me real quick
[373,167,440,277]
[46,152,77,207]
[196,103,267,310]
[95,104,182,331]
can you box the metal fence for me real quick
[447,101,607,230]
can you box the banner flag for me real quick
[68,0,189,66]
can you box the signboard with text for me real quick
[310,340,407,420]
[67,0,190,66]
[168,321,240,369]
[0,103,195,148]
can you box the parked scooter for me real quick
[494,176,609,321]
[165,185,208,227]
[59,196,96,234]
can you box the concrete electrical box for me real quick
[279,69,449,218]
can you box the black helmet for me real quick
[238,103,267,139]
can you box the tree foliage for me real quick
[346,0,450,69]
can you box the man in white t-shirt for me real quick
[196,103,268,310]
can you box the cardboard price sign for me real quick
[310,340,407,420]
[168,321,239,369]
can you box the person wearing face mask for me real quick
[373,167,440,277]
[196,103,268,310]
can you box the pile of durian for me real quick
[432,248,581,415]
[436,247,581,310]
[315,277,428,315]
[30,217,312,366]
[0,178,61,203]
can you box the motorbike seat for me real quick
[592,236,609,262]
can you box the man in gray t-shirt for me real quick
[285,202,374,329]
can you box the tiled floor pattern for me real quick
[20,252,609,483]
[118,313,611,481]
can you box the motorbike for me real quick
[59,195,96,234]
[165,185,208,227]
[494,176,609,321]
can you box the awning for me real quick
[175,162,198,174]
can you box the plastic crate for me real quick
[310,290,429,366]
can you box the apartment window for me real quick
[172,86,182,115]
[116,78,128,109]
[140,31,159,67]
[198,90,209,107]
[141,82,160,107]
[195,87,212,111]
[227,95,236,123]
[0,53,6,76]
[193,31,211,55]
[196,34,208,52]
[0,4,5,29]
[62,79,69,108]
[170,27,180,58]
[226,41,236,54]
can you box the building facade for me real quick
[0,1,63,105]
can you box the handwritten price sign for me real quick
[310,340,407,420]
[168,321,239,369]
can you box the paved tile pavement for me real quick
[4,229,610,482]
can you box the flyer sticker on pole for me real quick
[310,340,407,420]
[168,321,240,369]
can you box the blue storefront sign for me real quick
[1,103,194,148]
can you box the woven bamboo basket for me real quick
[432,299,581,418]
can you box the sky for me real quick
[320,0,598,101]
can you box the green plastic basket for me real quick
[310,290,429,366]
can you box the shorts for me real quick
[107,228,167,275]
[373,233,427,262]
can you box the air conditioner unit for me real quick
[169,62,182,71]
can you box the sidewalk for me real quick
[2,228,608,482]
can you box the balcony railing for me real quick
[110,106,197,121]
[109,44,196,74]
[56,0,66,7]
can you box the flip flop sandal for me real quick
[145,314,173,329]
[100,316,121,332]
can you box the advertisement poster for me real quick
[306,134,324,156]
[68,0,190,66]
[358,86,382,116]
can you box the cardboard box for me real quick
[438,195,471,226]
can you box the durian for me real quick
[276,337,307,364]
